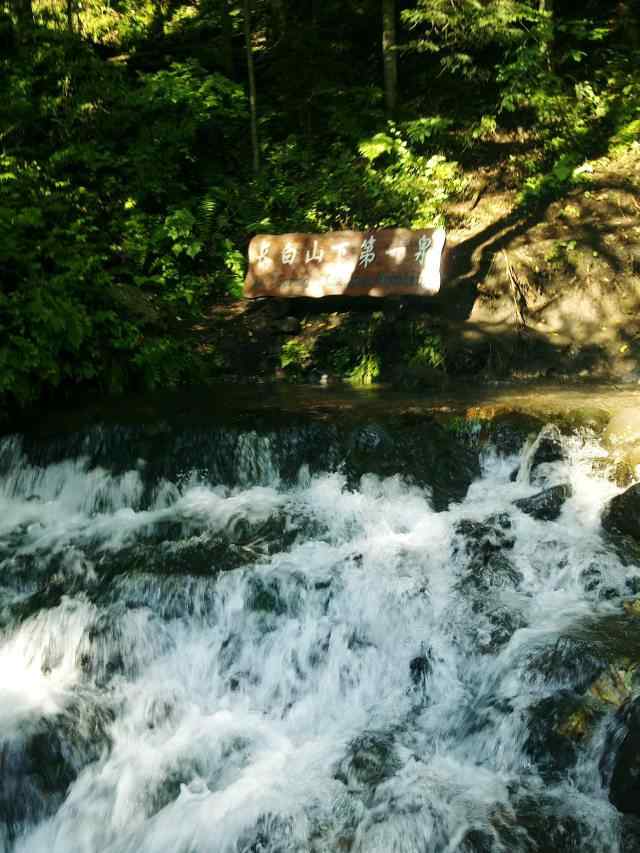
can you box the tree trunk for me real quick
[221,0,234,77]
[243,0,260,174]
[66,0,75,32]
[538,0,554,63]
[382,0,398,116]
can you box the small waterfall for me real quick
[0,416,637,853]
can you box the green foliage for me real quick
[358,132,398,162]
[0,30,248,406]
[2,0,640,411]
[610,119,640,154]
[408,334,445,371]
[132,336,220,390]
[280,338,313,376]
[403,0,537,81]
[349,353,380,385]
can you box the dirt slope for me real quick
[192,144,640,385]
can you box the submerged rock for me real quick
[463,790,608,852]
[454,516,522,595]
[514,484,572,521]
[526,635,606,693]
[409,649,432,689]
[0,700,112,843]
[603,484,640,541]
[334,731,400,791]
[480,606,527,654]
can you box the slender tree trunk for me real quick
[538,0,554,64]
[270,0,286,33]
[615,2,640,49]
[382,0,398,116]
[243,0,260,174]
[221,0,234,77]
[66,0,75,32]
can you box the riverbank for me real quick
[179,144,640,388]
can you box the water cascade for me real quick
[1,413,639,853]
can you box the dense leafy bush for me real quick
[1,0,639,412]
[0,31,248,404]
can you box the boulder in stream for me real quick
[345,419,481,510]
[603,484,640,542]
[530,434,565,480]
[514,484,572,521]
[454,516,522,595]
[334,730,400,791]
[606,696,640,818]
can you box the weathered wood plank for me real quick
[244,228,448,298]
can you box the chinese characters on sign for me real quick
[244,228,448,298]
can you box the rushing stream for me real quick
[2,396,640,852]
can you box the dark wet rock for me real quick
[567,613,640,673]
[576,565,620,601]
[514,484,572,521]
[461,828,498,853]
[334,731,400,790]
[463,790,603,853]
[530,435,565,479]
[77,608,175,686]
[606,697,640,817]
[409,649,432,688]
[344,419,480,510]
[526,635,607,693]
[510,432,565,484]
[0,725,71,842]
[620,816,640,853]
[245,573,307,617]
[603,484,640,542]
[508,793,590,853]
[454,517,522,595]
[479,606,527,654]
[580,563,606,594]
[454,516,515,560]
[0,700,112,843]
[481,413,545,457]
[460,552,522,593]
[6,581,67,628]
[247,577,284,613]
[524,691,599,780]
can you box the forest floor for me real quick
[188,142,640,387]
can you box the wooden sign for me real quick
[244,228,448,298]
